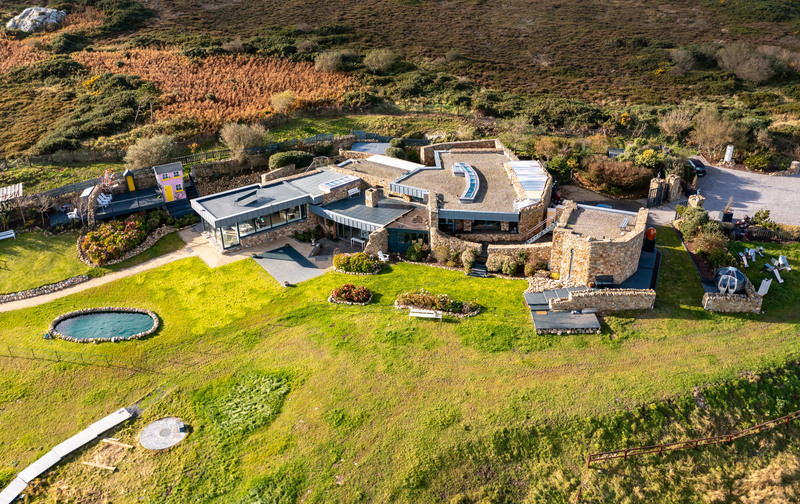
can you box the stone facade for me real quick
[548,289,656,313]
[420,139,514,165]
[702,282,763,313]
[237,215,323,251]
[549,202,648,285]
[364,227,389,255]
[666,174,682,202]
[428,198,482,253]
[486,242,552,266]
[365,188,379,208]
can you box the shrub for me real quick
[268,150,314,170]
[406,242,425,261]
[693,224,729,257]
[124,134,175,170]
[432,244,451,264]
[81,213,150,264]
[547,155,573,183]
[717,43,775,83]
[486,253,509,273]
[296,40,317,54]
[524,263,537,277]
[690,109,744,159]
[219,122,267,161]
[397,288,478,314]
[461,248,477,271]
[583,156,653,190]
[333,252,379,273]
[658,108,693,140]
[634,148,660,169]
[744,154,770,171]
[501,259,519,276]
[270,90,296,114]
[364,49,397,73]
[389,137,405,149]
[385,146,406,160]
[293,225,324,243]
[678,206,710,241]
[330,284,372,303]
[315,51,343,72]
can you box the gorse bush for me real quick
[432,244,452,264]
[397,288,478,314]
[124,134,176,170]
[384,146,406,160]
[501,259,519,276]
[268,150,313,170]
[678,206,710,241]
[333,252,379,273]
[364,49,397,73]
[405,242,425,261]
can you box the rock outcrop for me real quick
[6,7,66,32]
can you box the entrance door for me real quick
[165,185,174,202]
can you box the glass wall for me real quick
[207,205,308,249]
[221,225,240,248]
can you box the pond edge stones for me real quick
[48,307,159,343]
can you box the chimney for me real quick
[365,188,378,208]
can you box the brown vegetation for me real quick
[0,37,46,75]
[582,155,653,190]
[74,48,359,127]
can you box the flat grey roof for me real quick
[191,170,346,228]
[153,161,182,175]
[566,204,639,240]
[311,194,419,232]
[342,159,411,183]
[531,311,601,333]
[402,151,519,213]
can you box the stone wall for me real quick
[486,242,552,266]
[238,214,323,250]
[321,179,363,205]
[549,288,656,313]
[338,149,373,160]
[364,227,388,255]
[456,231,525,243]
[549,203,648,285]
[666,174,682,202]
[702,282,763,313]
[0,275,90,304]
[196,163,303,196]
[329,164,397,191]
[428,197,481,253]
[420,139,512,166]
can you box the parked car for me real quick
[688,158,707,177]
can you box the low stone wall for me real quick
[48,307,159,343]
[328,292,373,306]
[78,225,178,267]
[195,164,303,196]
[420,139,508,165]
[549,288,656,313]
[702,283,762,313]
[393,300,481,318]
[487,242,552,266]
[338,149,373,160]
[457,232,525,243]
[364,227,388,255]
[238,216,320,251]
[0,275,90,304]
[428,197,481,253]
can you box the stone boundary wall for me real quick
[193,158,258,179]
[702,282,762,313]
[457,232,526,243]
[549,289,656,312]
[49,307,159,343]
[78,225,177,267]
[420,139,514,166]
[486,242,552,266]
[338,149,373,160]
[0,275,90,304]
[196,164,301,196]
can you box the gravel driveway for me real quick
[695,165,800,226]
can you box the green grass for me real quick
[0,230,185,294]
[268,114,475,142]
[2,228,800,502]
[0,161,125,195]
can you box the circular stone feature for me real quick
[49,308,159,343]
[140,417,188,451]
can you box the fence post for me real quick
[7,346,12,357]
[55,351,60,361]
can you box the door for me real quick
[165,185,174,202]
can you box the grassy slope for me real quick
[1,228,799,501]
[0,231,185,294]
[0,161,125,196]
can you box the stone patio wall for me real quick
[549,289,656,312]
[702,282,763,313]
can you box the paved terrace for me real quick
[566,206,637,240]
[402,152,518,212]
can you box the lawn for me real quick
[0,161,125,195]
[0,230,186,294]
[1,228,800,502]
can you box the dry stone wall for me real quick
[486,242,552,266]
[364,227,389,255]
[0,275,89,304]
[702,282,763,313]
[428,198,481,253]
[238,215,323,250]
[549,289,656,312]
[420,140,510,165]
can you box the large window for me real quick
[286,206,302,223]
[255,215,272,231]
[221,225,239,248]
[238,219,256,237]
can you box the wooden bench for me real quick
[409,308,442,320]
[0,230,15,241]
[348,187,361,199]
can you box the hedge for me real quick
[268,150,314,170]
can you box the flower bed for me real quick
[328,284,373,306]
[48,307,159,343]
[395,288,480,317]
[333,252,381,275]
[81,214,150,265]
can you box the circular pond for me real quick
[50,308,159,343]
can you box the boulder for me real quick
[6,7,67,32]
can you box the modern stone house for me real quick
[549,201,649,285]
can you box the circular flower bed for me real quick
[48,307,159,343]
[333,252,382,275]
[395,288,480,317]
[328,284,373,306]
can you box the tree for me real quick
[315,51,342,72]
[133,82,160,124]
[498,115,534,154]
[32,194,53,228]
[690,110,744,159]
[270,91,296,115]
[658,108,693,140]
[124,134,176,170]
[364,49,397,73]
[219,123,268,162]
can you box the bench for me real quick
[409,308,442,320]
[348,187,361,199]
[351,237,365,249]
[0,230,15,241]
